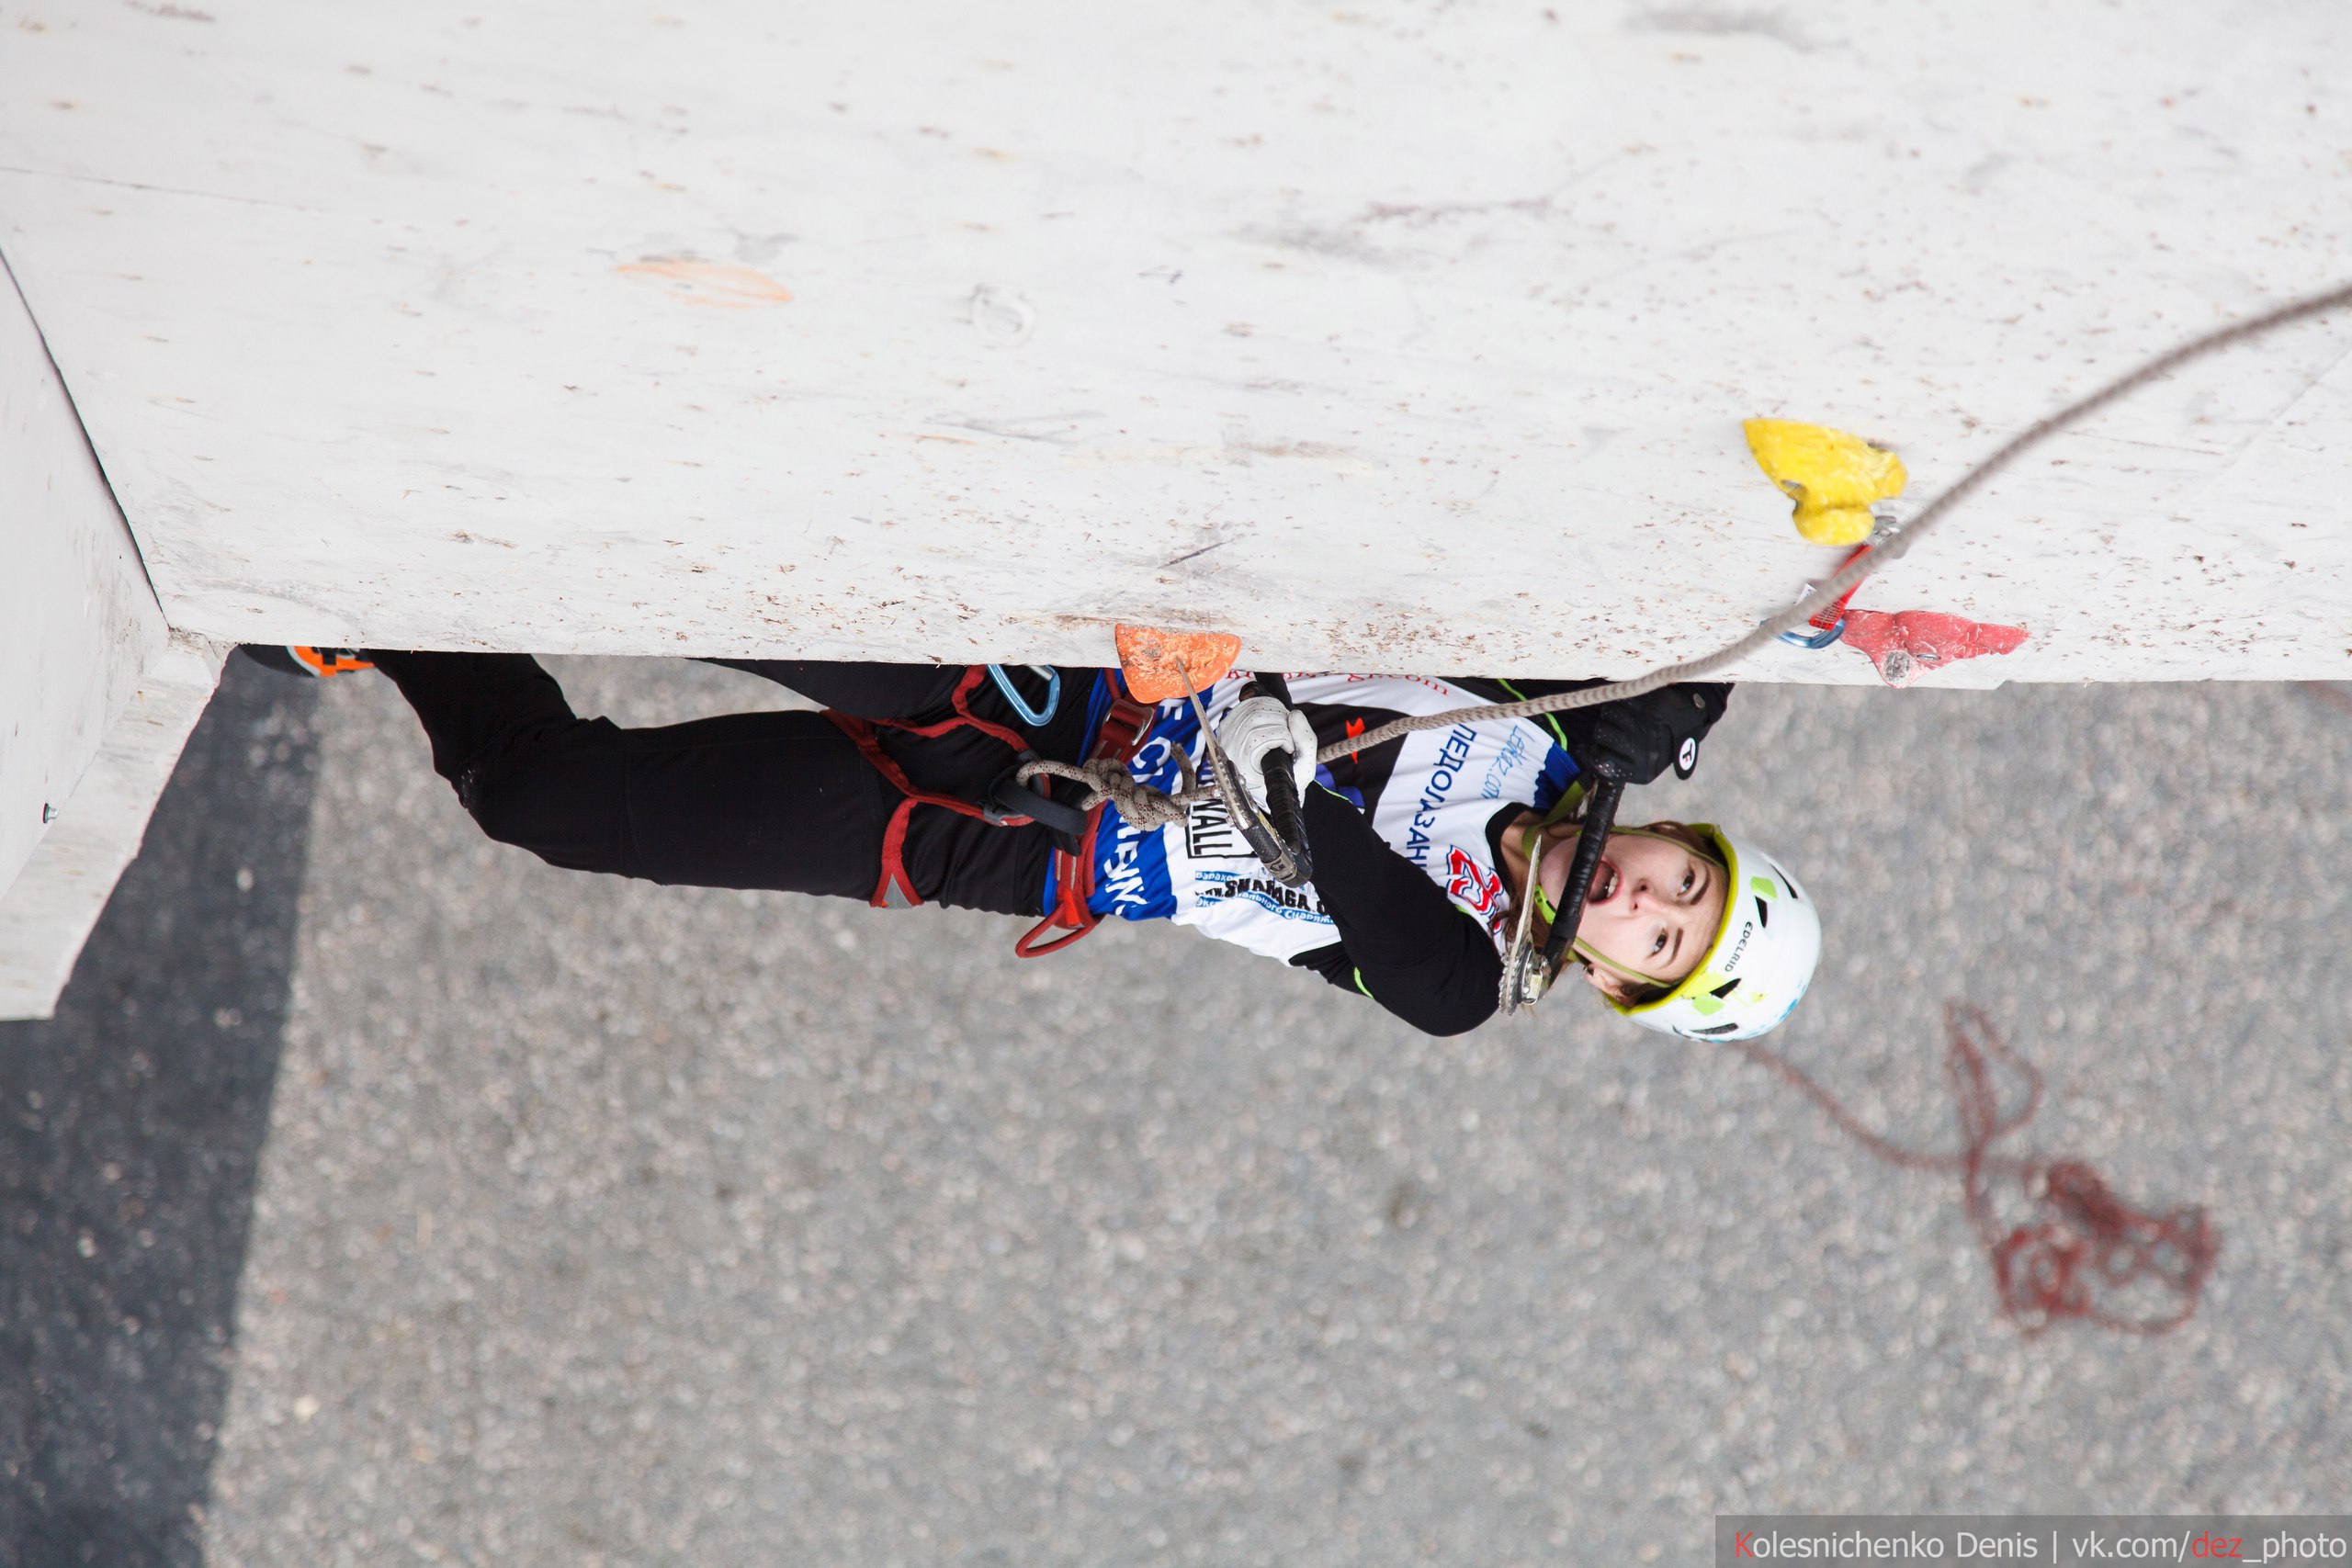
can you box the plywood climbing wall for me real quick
[3,0,2349,684]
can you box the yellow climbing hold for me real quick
[1742,419,1907,547]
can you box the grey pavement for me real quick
[12,659,2352,1566]
[2,660,321,1567]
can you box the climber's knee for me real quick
[453,718,637,876]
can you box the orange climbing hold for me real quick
[1114,625,1242,703]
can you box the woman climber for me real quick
[245,646,1819,1039]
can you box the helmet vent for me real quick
[1709,976,1741,999]
[1690,1021,1741,1036]
[1754,896,1771,928]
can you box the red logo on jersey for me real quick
[1446,847,1505,917]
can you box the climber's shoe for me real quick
[240,645,376,679]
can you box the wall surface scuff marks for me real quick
[0,0,2346,681]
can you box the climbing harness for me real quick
[826,641,1317,958]
[820,666,1051,911]
[987,663,1062,727]
[820,662,1178,955]
[1016,626,1313,888]
[1012,678,1158,956]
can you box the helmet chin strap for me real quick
[1572,938,1673,990]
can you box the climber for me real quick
[242,647,1819,1040]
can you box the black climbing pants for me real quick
[370,652,1090,914]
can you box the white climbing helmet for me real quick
[1607,826,1821,1041]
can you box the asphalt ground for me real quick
[1,658,320,1567]
[6,658,2349,1565]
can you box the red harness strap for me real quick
[823,669,1160,958]
[822,667,1035,910]
[1013,679,1155,957]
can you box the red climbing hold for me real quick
[1838,609,2029,688]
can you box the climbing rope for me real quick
[1728,1003,2218,1336]
[1317,278,2352,767]
[1016,754,1203,830]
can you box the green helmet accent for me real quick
[1604,826,1821,1042]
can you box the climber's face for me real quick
[1544,827,1726,989]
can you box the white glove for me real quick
[1215,695,1318,811]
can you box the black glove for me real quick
[1553,682,1731,784]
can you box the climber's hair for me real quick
[1589,967,1668,1008]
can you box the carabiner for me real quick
[988,663,1062,727]
[1774,535,1879,650]
[1779,617,1847,650]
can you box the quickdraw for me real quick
[1775,538,1877,650]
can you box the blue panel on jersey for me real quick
[1531,744,1579,816]
[1084,695,1193,921]
[1089,804,1176,919]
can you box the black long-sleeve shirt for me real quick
[1285,786,1505,1036]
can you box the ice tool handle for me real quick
[1534,776,1625,987]
[1238,673,1315,889]
[1175,672,1306,890]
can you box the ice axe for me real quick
[1235,670,1313,888]
[1500,774,1624,1013]
[1114,625,1313,888]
